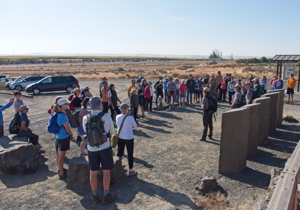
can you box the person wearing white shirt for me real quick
[116,103,137,177]
[82,97,116,205]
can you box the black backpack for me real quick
[9,113,21,134]
[86,112,107,147]
[69,109,80,128]
[207,96,218,114]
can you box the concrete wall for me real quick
[263,92,280,136]
[269,89,285,127]
[219,108,250,174]
[253,97,271,145]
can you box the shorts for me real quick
[193,90,200,94]
[0,125,3,137]
[287,88,294,95]
[139,97,144,106]
[57,136,71,151]
[78,126,85,135]
[180,94,186,98]
[168,91,176,100]
[88,147,115,171]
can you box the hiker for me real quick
[101,81,109,113]
[247,74,254,84]
[186,74,195,104]
[17,105,40,152]
[245,82,253,104]
[230,84,243,108]
[274,76,284,90]
[227,76,236,105]
[203,74,209,87]
[154,77,162,106]
[70,88,82,141]
[238,79,242,86]
[199,77,204,102]
[70,84,80,94]
[167,77,176,108]
[199,87,214,141]
[53,99,73,180]
[175,78,180,103]
[99,77,107,98]
[144,81,153,114]
[194,75,200,104]
[179,79,188,107]
[127,79,139,99]
[48,96,63,114]
[270,75,277,90]
[139,79,147,117]
[155,80,164,107]
[260,76,267,94]
[78,97,90,156]
[215,71,222,92]
[0,98,14,137]
[163,77,169,103]
[108,84,122,120]
[136,76,143,84]
[116,103,138,177]
[80,87,92,101]
[130,88,139,123]
[286,74,297,104]
[208,74,217,98]
[82,97,116,204]
[253,78,263,99]
[13,91,24,114]
[219,77,227,102]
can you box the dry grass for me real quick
[193,192,229,210]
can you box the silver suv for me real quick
[9,75,46,91]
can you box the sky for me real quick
[0,0,299,57]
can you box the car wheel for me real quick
[15,85,22,91]
[33,88,40,95]
[66,86,72,93]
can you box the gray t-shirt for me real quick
[167,82,176,91]
[202,97,209,111]
[233,92,242,104]
[14,98,23,114]
[246,89,253,101]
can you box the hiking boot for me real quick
[290,101,293,105]
[141,114,146,117]
[59,173,67,180]
[199,137,206,141]
[208,135,213,140]
[102,193,117,205]
[129,170,138,177]
[80,153,87,157]
[57,168,67,175]
[137,115,140,119]
[77,136,81,141]
[286,101,290,104]
[91,193,100,204]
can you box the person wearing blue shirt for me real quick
[0,98,14,137]
[53,99,73,180]
[274,76,284,90]
[163,77,169,103]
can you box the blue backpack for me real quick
[47,113,63,134]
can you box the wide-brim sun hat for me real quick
[235,84,242,89]
[57,99,70,106]
[130,88,137,93]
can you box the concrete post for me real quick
[219,108,250,174]
[252,97,271,145]
[243,103,261,156]
[269,89,285,127]
[262,92,280,136]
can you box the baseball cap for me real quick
[147,81,152,84]
[120,103,129,111]
[131,79,136,83]
[89,97,102,110]
[57,99,70,106]
[19,105,29,111]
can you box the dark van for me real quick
[25,75,79,95]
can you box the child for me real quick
[130,88,139,123]
[179,79,188,107]
[155,80,164,107]
[0,98,14,137]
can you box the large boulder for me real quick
[0,135,39,175]
[67,156,125,189]
[194,176,218,195]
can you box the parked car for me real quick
[0,75,10,79]
[25,75,79,95]
[9,75,46,91]
[0,78,15,89]
[5,76,28,88]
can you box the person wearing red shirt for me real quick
[219,77,227,101]
[179,79,188,107]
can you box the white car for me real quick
[5,76,28,88]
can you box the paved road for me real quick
[0,60,235,68]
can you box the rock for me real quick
[194,176,218,195]
[283,115,299,123]
[0,135,39,175]
[251,195,268,210]
[166,205,193,210]
[67,156,124,189]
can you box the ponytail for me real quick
[53,104,61,113]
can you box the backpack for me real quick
[86,112,107,147]
[47,113,63,134]
[207,96,218,114]
[9,113,21,134]
[69,109,80,128]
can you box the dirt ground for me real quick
[0,79,299,210]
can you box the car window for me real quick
[42,78,52,84]
[65,76,74,81]
[23,77,32,82]
[52,77,65,83]
[0,78,6,82]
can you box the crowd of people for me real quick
[0,72,297,205]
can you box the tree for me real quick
[229,54,234,60]
[261,56,268,63]
[209,49,222,59]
